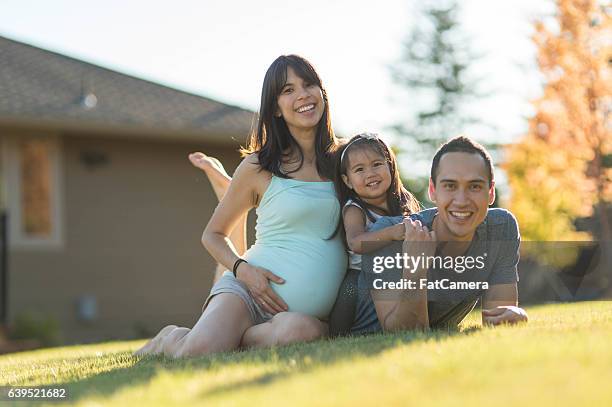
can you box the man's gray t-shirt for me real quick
[350,207,520,334]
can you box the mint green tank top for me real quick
[243,175,347,319]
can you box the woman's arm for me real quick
[188,152,248,256]
[202,154,288,314]
[343,206,404,254]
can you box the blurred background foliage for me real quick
[393,0,610,279]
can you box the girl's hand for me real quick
[403,219,436,242]
[390,222,405,240]
[402,219,437,261]
[236,262,288,314]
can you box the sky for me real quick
[0,0,555,171]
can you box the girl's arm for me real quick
[202,154,288,314]
[343,205,405,254]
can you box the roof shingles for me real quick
[0,35,255,139]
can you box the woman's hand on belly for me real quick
[236,263,289,314]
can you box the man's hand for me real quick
[236,262,288,314]
[482,306,528,326]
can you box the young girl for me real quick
[338,133,420,267]
[328,133,421,335]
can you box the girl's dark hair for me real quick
[335,133,421,223]
[240,55,338,180]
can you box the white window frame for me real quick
[1,135,64,250]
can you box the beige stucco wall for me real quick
[6,133,250,343]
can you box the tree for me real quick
[391,0,482,161]
[506,0,611,239]
[505,0,611,270]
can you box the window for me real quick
[2,136,63,248]
[20,139,52,237]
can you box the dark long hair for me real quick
[335,133,421,222]
[240,55,338,180]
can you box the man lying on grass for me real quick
[349,136,529,334]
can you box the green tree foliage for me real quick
[391,0,482,159]
[506,0,611,241]
[505,0,611,268]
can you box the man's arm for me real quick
[371,219,434,332]
[483,283,518,308]
[482,283,528,325]
[481,211,528,326]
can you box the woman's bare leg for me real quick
[241,312,328,349]
[189,152,248,281]
[133,293,253,358]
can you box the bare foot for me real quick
[133,325,177,357]
[188,152,230,179]
[188,152,232,203]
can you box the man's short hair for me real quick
[430,135,494,186]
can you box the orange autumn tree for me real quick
[506,0,611,245]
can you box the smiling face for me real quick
[276,66,325,137]
[429,152,495,241]
[341,146,392,208]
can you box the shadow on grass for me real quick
[54,325,481,403]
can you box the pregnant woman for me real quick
[134,55,347,358]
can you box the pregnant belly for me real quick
[244,243,346,319]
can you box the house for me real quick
[0,35,255,344]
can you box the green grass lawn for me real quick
[1,301,611,406]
